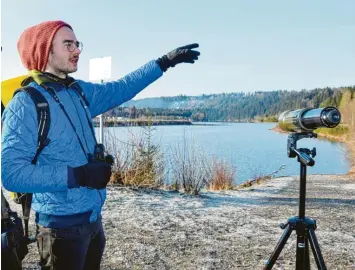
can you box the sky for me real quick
[1,0,354,99]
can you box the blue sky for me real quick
[1,0,354,99]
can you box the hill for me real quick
[106,86,355,122]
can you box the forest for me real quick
[104,86,355,122]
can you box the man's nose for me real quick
[73,46,81,55]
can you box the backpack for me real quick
[2,77,48,268]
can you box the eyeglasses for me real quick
[64,41,83,52]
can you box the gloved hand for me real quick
[156,43,200,72]
[67,161,112,190]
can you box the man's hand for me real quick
[68,162,112,190]
[157,43,200,72]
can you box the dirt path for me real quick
[8,174,355,269]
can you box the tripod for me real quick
[264,132,327,270]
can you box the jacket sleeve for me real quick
[1,92,70,193]
[78,60,163,118]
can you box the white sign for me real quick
[89,56,112,81]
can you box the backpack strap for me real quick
[12,86,50,243]
[1,102,5,117]
[70,82,90,107]
[14,86,51,165]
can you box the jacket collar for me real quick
[21,70,76,89]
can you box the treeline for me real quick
[105,107,193,120]
[106,86,355,122]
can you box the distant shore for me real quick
[94,119,279,127]
[94,119,192,127]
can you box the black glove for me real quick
[156,43,200,72]
[67,161,112,190]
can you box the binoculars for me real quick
[89,143,114,165]
[278,106,341,132]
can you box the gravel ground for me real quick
[5,174,355,270]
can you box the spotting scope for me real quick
[278,106,341,132]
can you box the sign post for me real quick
[89,56,112,144]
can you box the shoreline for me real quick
[94,119,193,127]
[270,124,348,142]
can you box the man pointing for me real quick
[1,20,200,270]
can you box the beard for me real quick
[47,52,78,77]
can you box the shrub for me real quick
[105,120,165,188]
[169,134,212,195]
[208,157,235,191]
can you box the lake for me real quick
[96,123,350,184]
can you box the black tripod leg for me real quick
[263,224,293,270]
[296,232,309,270]
[308,228,327,270]
[304,233,310,268]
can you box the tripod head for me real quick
[287,132,317,167]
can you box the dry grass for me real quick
[208,157,235,191]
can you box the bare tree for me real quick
[169,132,212,195]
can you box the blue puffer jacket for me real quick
[1,60,162,228]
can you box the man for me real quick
[1,20,200,270]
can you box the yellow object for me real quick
[10,192,16,200]
[1,75,28,106]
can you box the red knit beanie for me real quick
[17,20,73,71]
